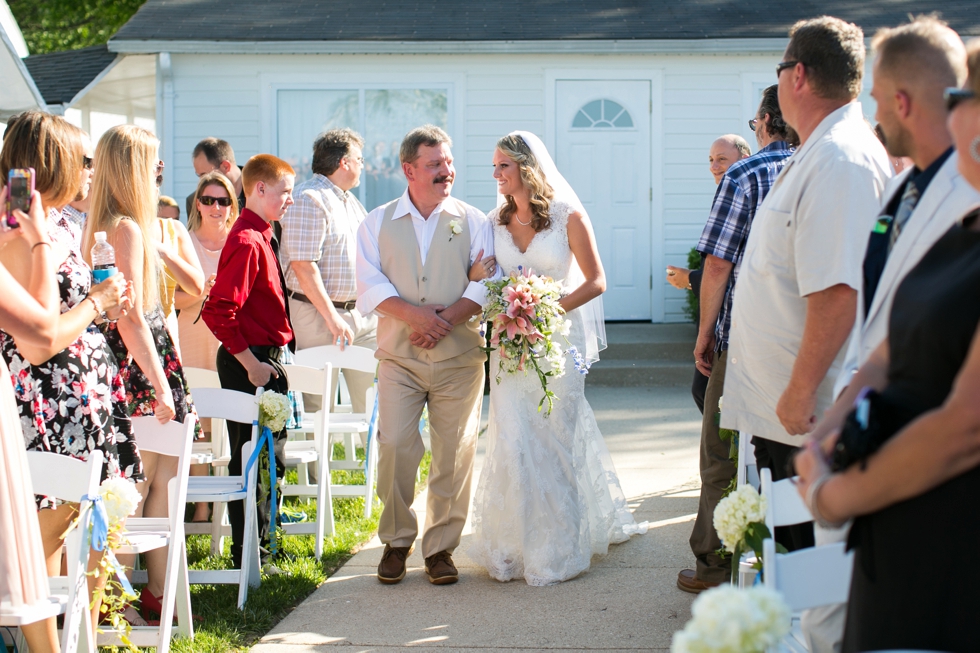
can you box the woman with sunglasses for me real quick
[176,172,238,523]
[794,40,980,652]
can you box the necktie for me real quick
[888,181,919,253]
[269,235,296,352]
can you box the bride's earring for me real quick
[972,135,980,164]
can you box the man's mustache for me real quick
[433,175,453,185]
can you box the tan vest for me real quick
[376,199,484,364]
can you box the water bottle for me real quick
[91,231,117,283]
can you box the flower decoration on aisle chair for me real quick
[247,391,291,556]
[713,484,785,584]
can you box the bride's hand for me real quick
[469,249,496,282]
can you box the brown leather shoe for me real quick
[424,551,459,585]
[676,568,723,594]
[377,544,414,584]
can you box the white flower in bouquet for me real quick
[713,484,767,554]
[99,476,142,526]
[671,585,791,653]
[259,391,292,432]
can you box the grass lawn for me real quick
[108,445,431,653]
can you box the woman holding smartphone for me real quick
[82,124,199,623]
[0,111,135,646]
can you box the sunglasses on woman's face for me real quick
[945,87,977,112]
[199,195,233,207]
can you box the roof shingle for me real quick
[23,45,118,105]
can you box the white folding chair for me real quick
[737,431,759,489]
[103,415,195,652]
[763,537,854,653]
[1,451,104,653]
[280,363,334,559]
[739,467,812,587]
[292,345,379,518]
[184,388,262,609]
[183,367,232,556]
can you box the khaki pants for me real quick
[376,356,484,558]
[689,350,736,583]
[289,298,378,414]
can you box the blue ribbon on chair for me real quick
[365,391,380,474]
[78,494,135,595]
[243,422,279,555]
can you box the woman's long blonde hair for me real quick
[83,125,160,309]
[187,171,238,232]
[495,134,554,232]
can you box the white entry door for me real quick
[556,80,651,321]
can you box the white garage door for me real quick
[556,80,652,321]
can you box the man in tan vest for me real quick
[355,125,497,585]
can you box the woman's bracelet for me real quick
[805,473,847,529]
[31,241,52,252]
[85,295,109,323]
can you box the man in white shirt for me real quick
[281,128,376,413]
[722,16,891,550]
[356,125,496,586]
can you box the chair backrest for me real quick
[192,387,261,425]
[761,467,811,529]
[763,537,854,612]
[294,345,377,375]
[132,415,196,518]
[27,450,103,504]
[184,367,221,389]
[282,363,333,396]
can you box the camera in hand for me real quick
[830,387,888,472]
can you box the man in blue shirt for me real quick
[678,85,797,593]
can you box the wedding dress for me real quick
[469,198,645,586]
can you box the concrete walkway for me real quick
[253,386,702,652]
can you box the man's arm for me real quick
[776,283,857,435]
[694,255,733,374]
[292,261,354,347]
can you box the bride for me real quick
[468,131,645,586]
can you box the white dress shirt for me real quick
[356,190,496,316]
[721,102,892,446]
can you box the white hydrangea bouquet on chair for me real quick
[95,476,142,644]
[250,391,291,555]
[481,266,569,415]
[671,585,791,653]
[713,484,786,583]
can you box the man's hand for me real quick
[409,332,437,349]
[322,307,355,350]
[694,331,716,375]
[666,265,691,291]
[407,304,452,343]
[777,382,818,436]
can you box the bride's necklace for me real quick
[515,213,533,226]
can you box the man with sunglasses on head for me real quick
[721,15,891,552]
[280,128,376,418]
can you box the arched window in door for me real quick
[571,99,634,129]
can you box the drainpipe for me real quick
[157,52,175,199]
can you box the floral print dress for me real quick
[0,248,143,509]
[101,307,200,438]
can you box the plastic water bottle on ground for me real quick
[91,231,117,283]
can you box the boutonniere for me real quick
[449,218,463,241]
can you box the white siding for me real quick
[161,49,875,322]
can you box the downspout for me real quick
[157,52,175,200]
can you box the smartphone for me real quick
[6,168,34,229]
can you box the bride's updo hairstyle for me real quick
[496,134,554,233]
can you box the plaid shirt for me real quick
[280,174,367,303]
[696,140,793,351]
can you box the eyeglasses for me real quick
[82,156,94,170]
[198,195,233,207]
[776,60,800,77]
[347,155,364,165]
[944,87,977,112]
[748,119,758,132]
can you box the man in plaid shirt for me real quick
[280,128,377,415]
[678,85,797,594]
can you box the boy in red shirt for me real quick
[203,154,295,567]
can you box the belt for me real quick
[287,290,356,311]
[249,345,283,362]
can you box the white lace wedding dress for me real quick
[469,200,644,586]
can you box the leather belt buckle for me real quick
[333,300,357,311]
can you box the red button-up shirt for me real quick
[203,209,293,355]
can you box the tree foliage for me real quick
[9,0,146,54]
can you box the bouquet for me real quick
[671,585,791,653]
[482,267,569,415]
[259,391,292,432]
[95,476,142,647]
[99,476,142,527]
[713,484,784,582]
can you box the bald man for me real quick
[708,134,751,184]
